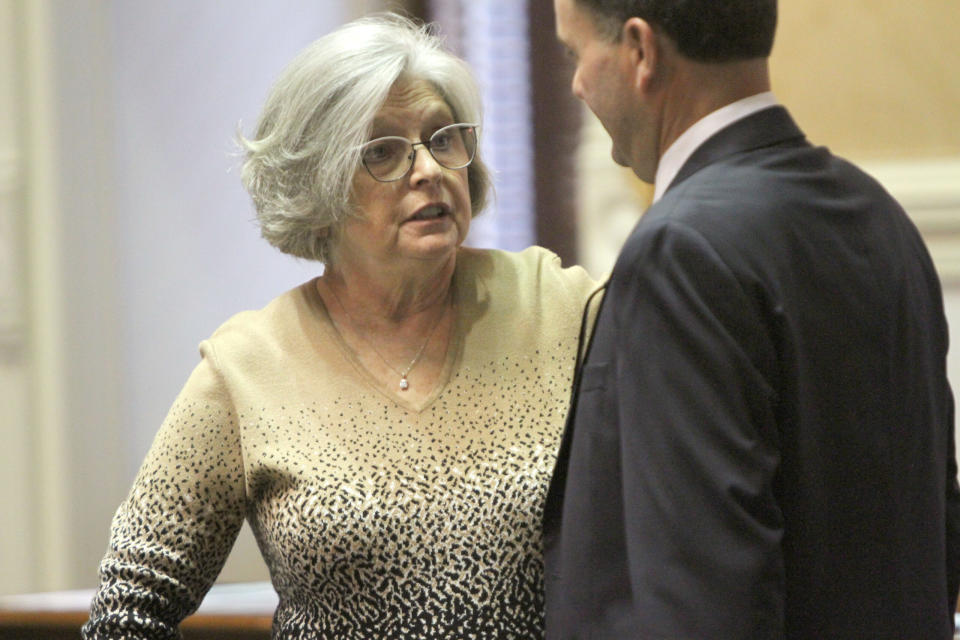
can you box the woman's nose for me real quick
[408,145,443,186]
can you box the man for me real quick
[545,0,960,637]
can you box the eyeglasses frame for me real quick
[358,122,479,183]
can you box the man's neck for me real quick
[658,58,771,159]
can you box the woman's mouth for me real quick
[409,204,449,221]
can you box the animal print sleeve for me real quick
[82,351,247,639]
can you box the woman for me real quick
[83,13,595,639]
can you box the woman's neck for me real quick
[316,253,458,402]
[320,252,456,326]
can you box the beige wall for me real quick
[771,1,960,160]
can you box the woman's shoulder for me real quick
[458,244,563,270]
[453,247,598,344]
[203,278,320,358]
[457,246,597,299]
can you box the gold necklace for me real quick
[326,284,448,391]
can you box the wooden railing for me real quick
[0,581,274,640]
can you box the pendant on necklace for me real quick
[399,377,409,391]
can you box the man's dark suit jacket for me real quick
[543,106,960,639]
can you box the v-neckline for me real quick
[305,275,464,415]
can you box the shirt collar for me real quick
[652,91,779,203]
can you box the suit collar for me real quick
[653,92,779,202]
[664,106,806,197]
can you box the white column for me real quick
[17,0,72,592]
[0,0,38,596]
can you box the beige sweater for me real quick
[83,247,596,639]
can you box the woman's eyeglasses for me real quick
[359,123,478,182]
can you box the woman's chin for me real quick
[401,228,465,261]
[408,239,460,260]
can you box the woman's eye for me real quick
[431,132,452,150]
[363,142,394,164]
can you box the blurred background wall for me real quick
[1,0,957,596]
[0,0,372,594]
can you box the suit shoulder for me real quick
[644,145,902,253]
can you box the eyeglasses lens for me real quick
[361,124,477,182]
[430,125,476,171]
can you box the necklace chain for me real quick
[326,284,447,391]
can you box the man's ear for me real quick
[621,17,659,91]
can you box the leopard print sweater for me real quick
[83,247,596,639]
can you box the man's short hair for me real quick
[577,0,777,62]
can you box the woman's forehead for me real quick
[373,79,454,127]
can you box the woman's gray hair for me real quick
[238,13,492,264]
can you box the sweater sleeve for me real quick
[82,344,247,639]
